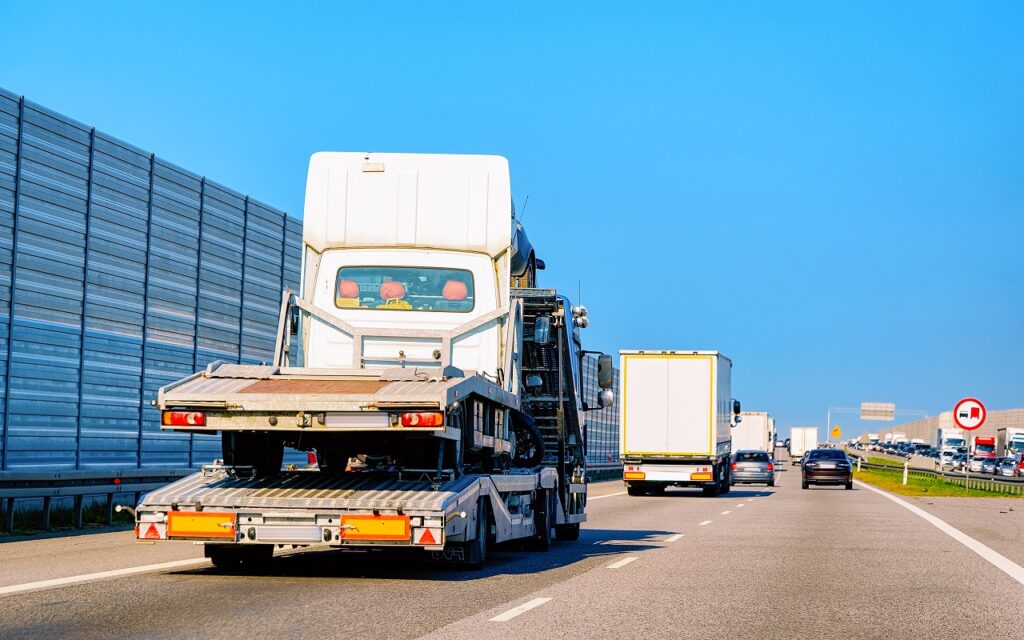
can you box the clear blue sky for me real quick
[2,1,1022,437]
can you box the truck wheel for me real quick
[555,523,580,541]
[316,448,351,474]
[527,489,552,551]
[466,499,490,570]
[626,485,645,497]
[702,482,720,497]
[720,469,731,495]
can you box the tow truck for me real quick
[134,152,614,569]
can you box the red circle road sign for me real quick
[952,398,986,431]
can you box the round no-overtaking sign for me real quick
[953,398,986,431]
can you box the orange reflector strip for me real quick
[691,473,713,481]
[166,511,236,539]
[340,515,411,541]
[624,471,646,480]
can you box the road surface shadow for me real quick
[171,527,673,581]
[633,488,775,499]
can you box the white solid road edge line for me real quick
[606,556,639,569]
[664,533,684,543]
[855,480,1024,586]
[0,558,211,597]
[489,597,553,622]
[589,491,628,500]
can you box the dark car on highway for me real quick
[802,449,853,490]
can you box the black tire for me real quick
[316,447,351,474]
[720,469,731,495]
[527,489,552,551]
[510,414,545,468]
[466,499,490,570]
[703,483,720,497]
[627,485,645,497]
[802,479,809,490]
[648,485,666,496]
[768,479,775,487]
[555,523,580,541]
[845,480,853,490]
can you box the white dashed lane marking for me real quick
[721,511,732,515]
[490,598,553,622]
[606,557,639,569]
[664,533,684,543]
[698,520,712,526]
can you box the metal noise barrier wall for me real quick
[581,355,620,467]
[0,88,301,472]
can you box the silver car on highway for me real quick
[731,450,775,486]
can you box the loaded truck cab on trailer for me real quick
[136,153,614,568]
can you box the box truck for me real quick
[733,412,773,452]
[619,351,738,497]
[789,427,818,465]
[996,428,1024,457]
[135,153,614,568]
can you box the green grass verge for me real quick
[853,466,1022,498]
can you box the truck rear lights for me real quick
[162,411,206,427]
[691,473,713,481]
[400,412,444,427]
[624,471,646,480]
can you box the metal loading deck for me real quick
[140,470,480,512]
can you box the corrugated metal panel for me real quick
[0,87,301,472]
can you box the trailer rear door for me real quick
[620,354,714,457]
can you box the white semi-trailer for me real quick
[936,428,966,453]
[134,153,614,569]
[619,351,739,497]
[733,412,773,452]
[997,428,1024,458]
[789,427,818,465]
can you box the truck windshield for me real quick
[945,438,965,448]
[975,443,995,454]
[335,266,475,313]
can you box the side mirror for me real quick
[525,374,543,390]
[597,388,615,408]
[597,354,614,389]
[732,399,741,416]
[534,317,551,346]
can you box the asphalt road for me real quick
[1,458,1022,640]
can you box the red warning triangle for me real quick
[418,528,436,545]
[144,523,161,540]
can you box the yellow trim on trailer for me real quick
[621,353,716,458]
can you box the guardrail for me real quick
[847,454,1024,495]
[0,469,192,535]
[587,462,623,482]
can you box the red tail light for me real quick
[767,462,774,471]
[161,411,206,427]
[401,412,444,427]
[731,462,736,471]
[307,452,318,465]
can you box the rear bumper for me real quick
[623,462,719,487]
[732,471,773,483]
[804,470,851,484]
